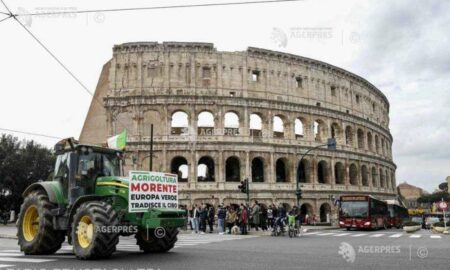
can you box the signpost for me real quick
[128,171,179,212]
[438,200,448,234]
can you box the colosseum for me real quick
[80,41,397,223]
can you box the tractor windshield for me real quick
[77,152,121,178]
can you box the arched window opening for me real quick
[224,112,240,136]
[375,135,380,154]
[345,126,353,146]
[197,156,215,182]
[320,203,331,223]
[250,113,263,137]
[171,156,188,182]
[334,162,345,184]
[372,167,378,187]
[379,168,385,188]
[357,129,365,149]
[367,132,373,151]
[361,165,369,186]
[314,120,326,142]
[349,164,358,185]
[317,161,329,184]
[273,116,285,138]
[276,158,288,182]
[171,111,189,135]
[225,156,240,182]
[295,118,305,138]
[197,111,215,136]
[331,123,340,140]
[297,159,310,183]
[251,158,264,182]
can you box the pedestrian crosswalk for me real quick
[0,233,256,268]
[302,231,443,239]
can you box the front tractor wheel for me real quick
[17,191,65,255]
[136,228,178,253]
[71,201,119,259]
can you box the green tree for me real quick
[0,134,55,213]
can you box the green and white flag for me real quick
[107,129,127,150]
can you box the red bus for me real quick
[387,203,409,228]
[339,195,389,230]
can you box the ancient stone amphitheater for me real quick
[80,41,397,222]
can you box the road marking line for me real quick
[389,233,403,238]
[351,234,367,237]
[0,258,55,263]
[317,233,335,236]
[430,235,441,239]
[0,265,14,269]
[0,253,25,257]
[334,233,351,237]
[369,234,384,238]
[409,234,421,238]
[303,232,320,235]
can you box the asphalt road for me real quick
[0,228,448,270]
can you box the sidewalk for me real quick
[0,224,17,239]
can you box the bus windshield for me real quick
[340,201,368,218]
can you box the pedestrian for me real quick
[217,204,226,235]
[260,204,268,231]
[251,201,260,231]
[199,204,208,234]
[267,205,274,228]
[226,206,237,234]
[208,205,215,233]
[192,204,200,234]
[240,204,248,235]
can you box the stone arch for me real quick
[319,203,331,223]
[345,126,353,146]
[330,122,341,142]
[115,110,134,135]
[334,162,345,185]
[349,163,358,185]
[375,134,380,153]
[273,115,286,138]
[197,156,215,182]
[300,203,314,219]
[372,167,378,187]
[385,169,390,189]
[171,156,188,182]
[197,111,215,135]
[317,160,330,184]
[357,128,365,149]
[276,158,289,182]
[379,168,385,188]
[171,111,189,135]
[361,165,369,186]
[225,156,240,182]
[250,113,263,137]
[224,111,240,136]
[391,171,396,190]
[314,119,327,142]
[251,157,265,183]
[367,131,373,151]
[297,159,311,183]
[142,110,162,136]
[295,118,305,138]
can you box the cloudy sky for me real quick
[0,0,448,191]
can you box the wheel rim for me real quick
[77,216,94,248]
[22,205,39,242]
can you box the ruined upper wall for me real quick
[107,42,390,129]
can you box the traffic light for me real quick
[238,179,249,194]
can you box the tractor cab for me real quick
[53,138,124,204]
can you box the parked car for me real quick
[425,217,440,229]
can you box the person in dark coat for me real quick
[260,205,268,231]
[207,206,215,233]
[239,204,248,235]
[199,204,208,234]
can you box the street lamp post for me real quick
[296,138,337,209]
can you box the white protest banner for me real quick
[129,171,178,213]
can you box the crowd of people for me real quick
[184,201,320,235]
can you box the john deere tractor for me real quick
[17,138,185,259]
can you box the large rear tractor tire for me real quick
[17,190,65,255]
[71,201,119,259]
[136,228,178,253]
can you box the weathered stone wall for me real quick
[80,42,397,218]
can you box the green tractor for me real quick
[17,138,186,259]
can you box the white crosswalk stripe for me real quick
[302,231,444,240]
[409,234,421,238]
[0,233,254,268]
[352,233,368,237]
[317,233,335,236]
[369,234,385,238]
[430,235,441,239]
[389,233,403,238]
[334,233,351,237]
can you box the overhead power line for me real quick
[0,128,63,140]
[15,0,303,17]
